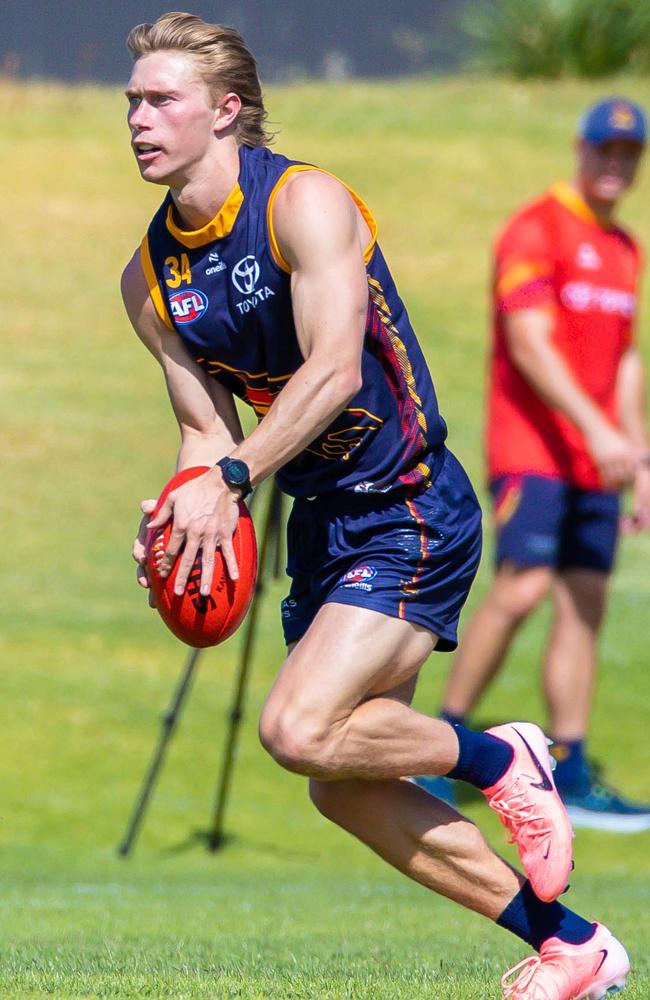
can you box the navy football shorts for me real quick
[490,474,620,573]
[280,449,482,651]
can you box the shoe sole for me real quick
[578,979,627,999]
[566,805,650,833]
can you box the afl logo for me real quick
[343,565,377,585]
[232,255,260,295]
[169,289,209,324]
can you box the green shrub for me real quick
[464,0,568,78]
[464,0,650,78]
[564,0,650,77]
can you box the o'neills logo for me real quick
[205,251,226,275]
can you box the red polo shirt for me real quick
[487,182,643,490]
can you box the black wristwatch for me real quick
[216,456,253,500]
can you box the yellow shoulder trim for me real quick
[267,165,378,273]
[165,183,244,248]
[497,260,553,299]
[139,236,174,330]
[549,181,609,230]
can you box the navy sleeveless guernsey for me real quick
[141,145,448,499]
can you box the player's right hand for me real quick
[132,498,157,607]
[621,461,650,534]
[586,423,643,490]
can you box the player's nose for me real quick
[129,104,150,131]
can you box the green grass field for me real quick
[2,74,650,998]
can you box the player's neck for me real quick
[169,143,241,231]
[572,178,617,227]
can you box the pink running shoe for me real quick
[501,923,630,999]
[483,722,574,902]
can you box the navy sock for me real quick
[551,738,586,792]
[446,724,514,790]
[441,708,466,729]
[497,881,596,952]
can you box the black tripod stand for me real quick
[117,481,285,857]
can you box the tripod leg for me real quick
[271,487,284,580]
[117,646,202,857]
[208,482,281,850]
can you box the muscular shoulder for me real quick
[272,170,359,268]
[275,168,353,212]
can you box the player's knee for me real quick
[258,708,298,769]
[493,566,552,621]
[259,709,328,775]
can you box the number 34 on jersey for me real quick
[164,253,192,288]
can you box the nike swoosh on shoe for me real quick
[594,949,609,975]
[513,727,553,791]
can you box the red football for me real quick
[145,466,258,648]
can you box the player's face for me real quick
[577,139,644,205]
[126,51,218,185]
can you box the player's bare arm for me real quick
[617,345,650,530]
[121,250,245,591]
[231,170,369,477]
[146,172,369,595]
[504,307,642,489]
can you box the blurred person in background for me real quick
[122,15,633,996]
[418,98,650,833]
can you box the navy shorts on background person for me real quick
[280,449,482,651]
[490,474,620,573]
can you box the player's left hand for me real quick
[620,460,650,534]
[147,468,241,594]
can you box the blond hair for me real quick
[126,11,273,147]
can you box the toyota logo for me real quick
[232,255,260,295]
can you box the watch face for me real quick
[226,460,249,486]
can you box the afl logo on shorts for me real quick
[341,565,377,591]
[169,289,209,324]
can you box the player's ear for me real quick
[214,92,241,135]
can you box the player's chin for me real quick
[594,177,627,201]
[136,157,172,185]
